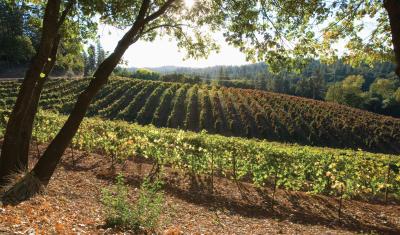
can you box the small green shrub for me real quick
[101,174,164,232]
[135,178,164,230]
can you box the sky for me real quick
[97,22,374,69]
[95,0,377,69]
[96,0,250,68]
[98,24,250,68]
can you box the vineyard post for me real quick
[385,164,391,203]
[110,153,115,169]
[150,163,161,182]
[338,185,344,222]
[191,152,195,183]
[135,145,143,175]
[271,169,279,212]
[211,153,214,194]
[121,154,129,171]
[232,152,237,182]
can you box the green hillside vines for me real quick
[0,109,398,199]
[1,77,400,153]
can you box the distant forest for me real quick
[137,61,395,83]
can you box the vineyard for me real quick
[0,109,399,200]
[1,77,400,153]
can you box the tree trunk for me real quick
[1,0,177,205]
[30,0,154,186]
[32,32,143,186]
[19,36,61,168]
[0,173,43,206]
[32,58,118,185]
[0,0,61,186]
[384,0,400,77]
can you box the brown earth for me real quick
[0,143,399,234]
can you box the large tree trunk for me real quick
[32,57,120,184]
[0,0,75,187]
[19,36,61,164]
[32,32,146,186]
[384,0,400,77]
[1,0,177,205]
[0,0,61,186]
[30,0,153,186]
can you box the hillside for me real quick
[1,109,399,199]
[0,143,399,234]
[0,110,399,234]
[1,140,399,234]
[1,77,400,153]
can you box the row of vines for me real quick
[0,77,400,153]
[0,109,398,200]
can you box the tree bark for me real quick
[0,0,75,186]
[19,35,61,165]
[32,10,151,186]
[384,0,400,77]
[31,0,172,186]
[0,0,61,185]
[1,0,177,205]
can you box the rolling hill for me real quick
[1,77,399,153]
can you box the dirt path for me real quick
[0,144,399,234]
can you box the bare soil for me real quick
[0,143,399,234]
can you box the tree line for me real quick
[117,60,400,117]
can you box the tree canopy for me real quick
[1,0,399,76]
[37,0,392,76]
[214,1,387,71]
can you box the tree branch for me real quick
[56,0,76,31]
[127,0,178,45]
[126,0,152,40]
[260,1,293,50]
[144,0,177,23]
[137,0,152,23]
[141,23,188,36]
[316,1,363,40]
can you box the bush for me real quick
[101,174,164,233]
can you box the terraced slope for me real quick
[1,77,399,153]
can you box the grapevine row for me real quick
[1,77,399,153]
[1,109,396,200]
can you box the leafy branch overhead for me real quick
[2,0,399,74]
[80,0,398,75]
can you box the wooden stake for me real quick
[271,170,278,212]
[338,187,344,222]
[211,154,214,194]
[385,164,391,203]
